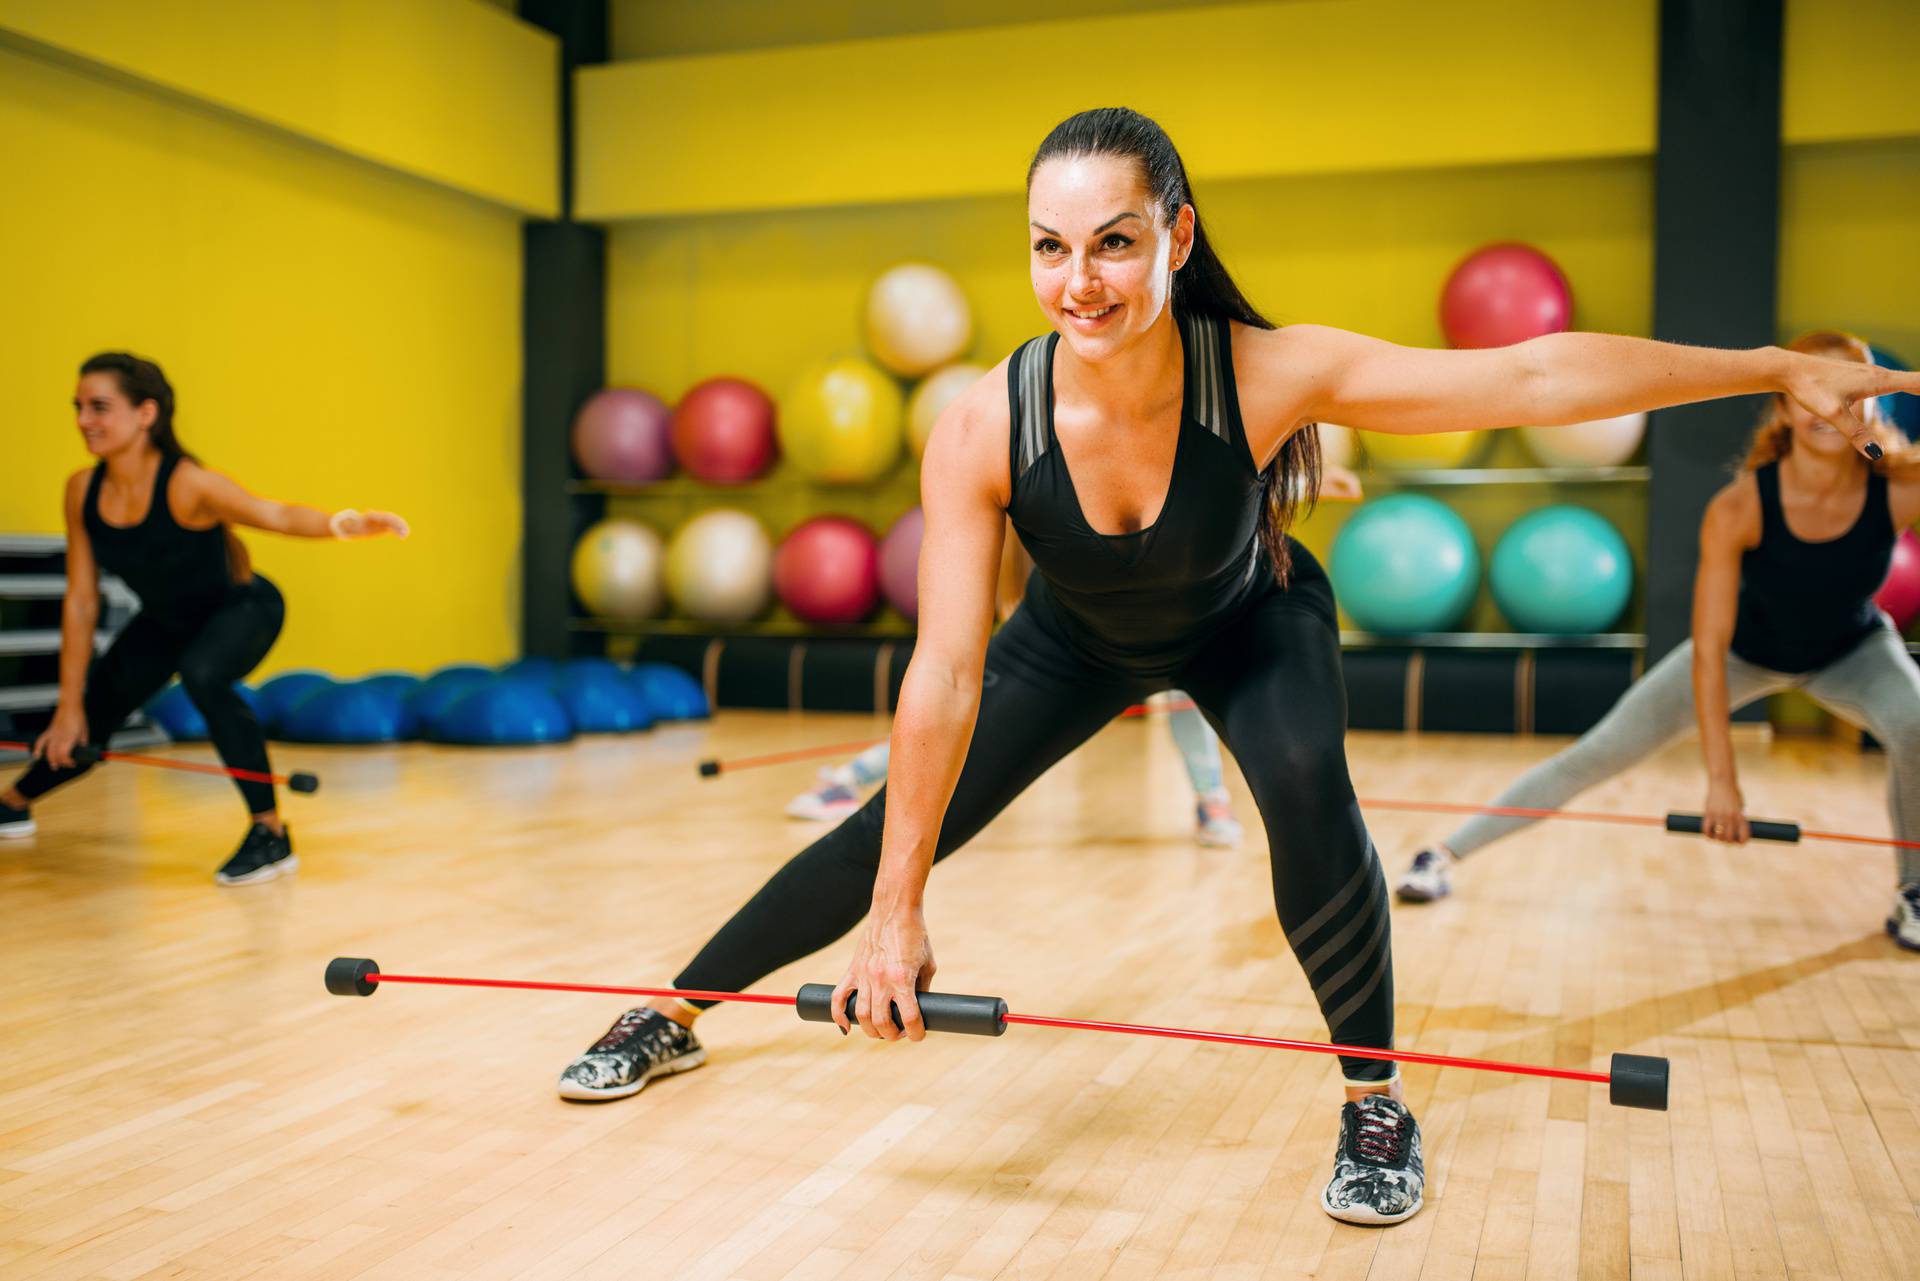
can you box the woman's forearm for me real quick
[1525,334,1793,427]
[1692,647,1739,784]
[872,663,982,910]
[55,596,98,708]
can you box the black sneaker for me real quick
[1321,1094,1425,1225]
[0,798,34,839]
[557,1007,707,1101]
[214,823,297,885]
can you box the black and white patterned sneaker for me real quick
[1321,1094,1425,1225]
[0,797,34,839]
[214,823,297,885]
[557,1007,707,1101]
[1886,883,1920,952]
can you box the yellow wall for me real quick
[0,0,558,215]
[0,42,524,677]
[578,0,1656,220]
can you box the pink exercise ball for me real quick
[572,388,674,484]
[1878,531,1920,632]
[879,507,924,622]
[671,377,778,484]
[1440,243,1573,349]
[775,516,880,626]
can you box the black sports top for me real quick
[1005,310,1333,677]
[83,453,235,625]
[1730,460,1894,673]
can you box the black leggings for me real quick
[14,576,285,814]
[676,593,1397,1083]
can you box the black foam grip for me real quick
[289,772,321,794]
[325,957,381,997]
[1665,813,1802,842]
[795,983,1007,1036]
[1608,1052,1670,1111]
[698,760,720,777]
[72,744,102,765]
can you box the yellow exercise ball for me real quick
[570,518,664,620]
[907,362,988,459]
[782,357,905,484]
[1357,428,1480,470]
[665,508,773,623]
[865,263,973,377]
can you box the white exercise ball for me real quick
[1521,411,1647,468]
[865,263,973,378]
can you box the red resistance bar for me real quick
[0,739,318,792]
[362,971,1604,1085]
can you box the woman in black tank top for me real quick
[0,353,407,885]
[1393,331,1920,949]
[554,110,1918,1227]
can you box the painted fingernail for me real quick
[840,1025,848,1036]
[1867,442,1884,460]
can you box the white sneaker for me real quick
[0,798,34,839]
[1395,847,1454,903]
[1194,794,1243,848]
[785,768,862,823]
[1887,884,1920,952]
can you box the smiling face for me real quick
[1027,153,1193,362]
[1780,392,1860,458]
[73,371,155,457]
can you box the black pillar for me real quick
[1645,0,1783,664]
[518,0,607,658]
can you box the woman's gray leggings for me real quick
[1442,621,1920,884]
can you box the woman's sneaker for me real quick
[0,798,35,839]
[558,1007,707,1101]
[1322,1094,1425,1225]
[1886,883,1920,952]
[786,768,862,822]
[1194,793,1244,848]
[1395,847,1454,903]
[214,823,296,885]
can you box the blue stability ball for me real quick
[500,656,562,688]
[405,667,497,733]
[631,662,709,721]
[1329,495,1481,635]
[1490,506,1634,634]
[557,661,656,734]
[255,671,337,735]
[279,680,409,743]
[1871,346,1920,442]
[355,671,424,738]
[428,678,575,746]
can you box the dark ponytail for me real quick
[80,352,192,459]
[1027,107,1320,585]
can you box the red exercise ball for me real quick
[671,377,778,485]
[572,387,674,484]
[1877,530,1920,632]
[879,507,923,622]
[775,516,880,626]
[1439,243,1573,349]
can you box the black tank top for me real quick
[1005,311,1332,676]
[1730,460,1894,673]
[83,453,235,625]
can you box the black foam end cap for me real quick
[289,772,320,794]
[325,957,380,997]
[1609,1052,1669,1111]
[697,760,720,778]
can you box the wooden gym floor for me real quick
[2,712,1917,1280]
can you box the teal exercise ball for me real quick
[1329,495,1480,634]
[1489,505,1633,634]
